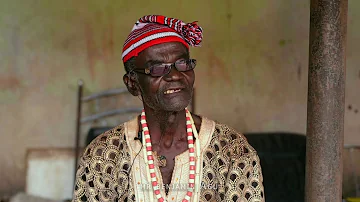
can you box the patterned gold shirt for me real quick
[72,117,265,202]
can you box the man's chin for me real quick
[161,101,190,112]
[163,105,187,112]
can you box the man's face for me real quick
[134,42,195,112]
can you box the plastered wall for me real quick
[1,0,360,195]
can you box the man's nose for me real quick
[163,66,182,81]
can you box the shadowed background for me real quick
[0,0,359,199]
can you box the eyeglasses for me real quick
[132,59,197,77]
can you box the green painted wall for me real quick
[1,0,360,195]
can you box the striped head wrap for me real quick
[122,15,203,63]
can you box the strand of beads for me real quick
[140,109,200,202]
[186,109,202,199]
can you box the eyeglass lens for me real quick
[150,59,195,76]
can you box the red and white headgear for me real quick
[122,15,203,63]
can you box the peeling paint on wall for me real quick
[1,0,360,195]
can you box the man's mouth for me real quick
[164,89,182,95]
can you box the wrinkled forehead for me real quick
[136,42,189,65]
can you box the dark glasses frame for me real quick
[131,59,197,77]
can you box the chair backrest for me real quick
[244,132,306,202]
[77,81,143,125]
[74,80,143,178]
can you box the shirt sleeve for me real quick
[72,134,120,202]
[224,148,265,202]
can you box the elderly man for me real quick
[72,15,265,202]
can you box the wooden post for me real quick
[306,0,348,201]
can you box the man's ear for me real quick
[123,73,140,96]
